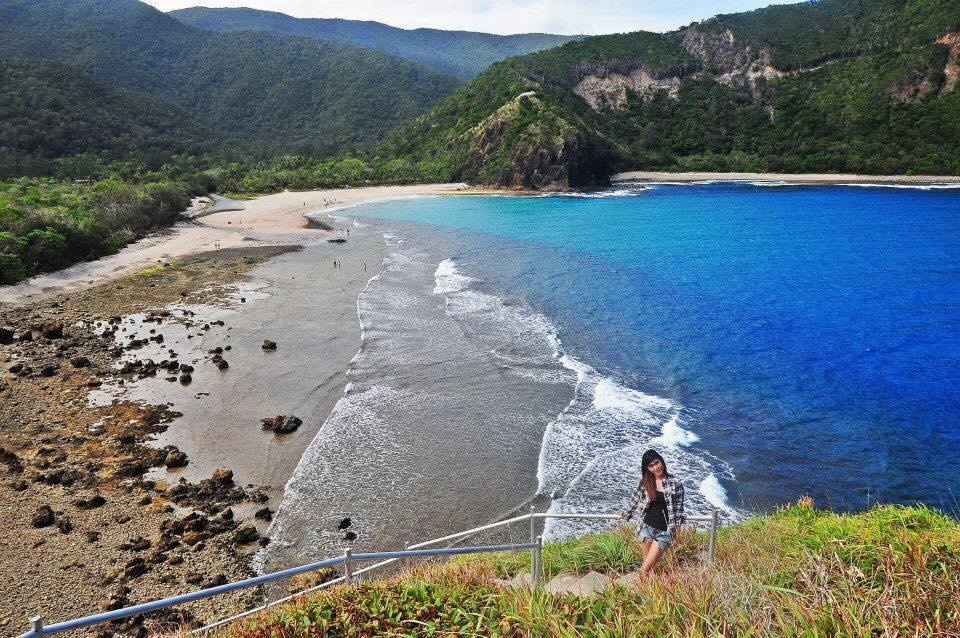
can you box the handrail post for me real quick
[528,505,535,544]
[26,616,44,638]
[532,535,543,590]
[707,508,718,564]
[343,548,353,584]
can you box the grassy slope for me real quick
[169,6,579,79]
[221,504,960,636]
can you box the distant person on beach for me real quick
[620,449,685,576]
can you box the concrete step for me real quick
[494,572,533,588]
[614,571,645,588]
[544,572,580,594]
[497,569,645,595]
[567,570,613,597]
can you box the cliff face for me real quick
[571,26,783,113]
[388,0,960,189]
[938,33,960,93]
[573,65,680,110]
[458,92,611,190]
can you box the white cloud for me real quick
[145,0,801,35]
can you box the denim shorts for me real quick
[638,523,673,550]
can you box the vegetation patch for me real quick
[219,504,960,637]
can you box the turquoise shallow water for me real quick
[354,183,960,515]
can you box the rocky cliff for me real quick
[458,92,611,190]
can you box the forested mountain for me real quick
[0,0,460,155]
[385,0,960,189]
[0,59,226,178]
[169,7,579,79]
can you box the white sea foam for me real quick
[540,187,649,199]
[699,473,732,510]
[749,180,794,187]
[840,182,960,190]
[652,413,701,447]
[429,258,742,539]
[433,258,475,294]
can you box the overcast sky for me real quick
[144,0,800,36]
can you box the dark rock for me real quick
[57,517,73,533]
[343,531,358,541]
[203,574,228,589]
[261,340,277,350]
[86,531,101,542]
[0,447,23,473]
[0,326,13,344]
[185,571,204,585]
[216,359,229,370]
[233,523,259,544]
[254,507,273,522]
[120,536,151,552]
[70,356,91,368]
[75,493,107,509]
[211,468,234,485]
[123,557,149,578]
[32,505,55,528]
[41,323,64,339]
[178,373,192,385]
[102,586,131,611]
[8,363,23,374]
[40,364,58,377]
[260,415,302,434]
[179,363,194,373]
[338,517,352,530]
[11,479,28,491]
[17,330,34,342]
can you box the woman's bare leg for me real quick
[640,539,653,561]
[640,543,663,575]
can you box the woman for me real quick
[621,449,685,575]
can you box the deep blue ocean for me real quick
[355,183,960,515]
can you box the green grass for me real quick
[218,503,960,637]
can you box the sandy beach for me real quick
[614,170,960,184]
[0,183,462,633]
[0,183,465,305]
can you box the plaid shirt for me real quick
[623,474,686,538]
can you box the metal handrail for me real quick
[19,508,721,638]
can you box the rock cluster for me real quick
[260,415,302,434]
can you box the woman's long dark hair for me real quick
[640,449,668,500]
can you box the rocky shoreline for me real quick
[0,247,298,636]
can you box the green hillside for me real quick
[220,504,960,636]
[0,0,461,155]
[385,0,960,188]
[170,6,580,79]
[0,59,225,178]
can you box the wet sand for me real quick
[129,235,389,507]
